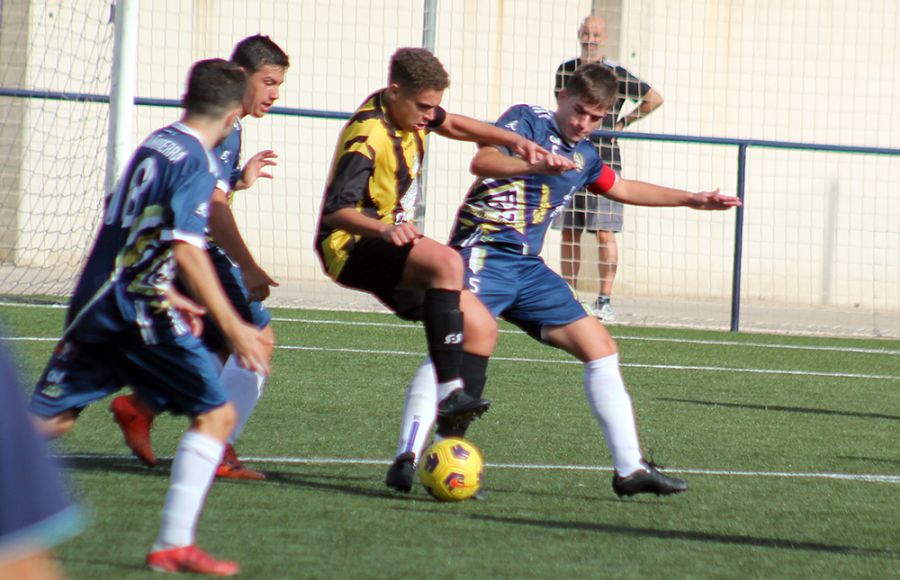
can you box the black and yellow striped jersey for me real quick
[316,90,446,279]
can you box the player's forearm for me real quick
[621,88,663,127]
[173,242,245,337]
[470,147,534,178]
[322,208,390,238]
[437,113,520,149]
[606,179,693,207]
[208,190,260,272]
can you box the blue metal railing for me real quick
[5,87,899,331]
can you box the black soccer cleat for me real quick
[612,461,688,498]
[436,389,491,423]
[384,452,416,493]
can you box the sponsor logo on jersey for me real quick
[573,152,585,171]
[195,202,209,218]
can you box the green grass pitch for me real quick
[2,302,898,578]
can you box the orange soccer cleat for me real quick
[109,393,157,467]
[215,444,265,481]
[146,545,240,576]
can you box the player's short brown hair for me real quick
[231,34,290,73]
[388,47,450,93]
[182,58,247,118]
[564,62,617,108]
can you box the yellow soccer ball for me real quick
[419,437,484,501]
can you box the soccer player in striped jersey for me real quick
[388,62,740,497]
[29,58,268,575]
[109,35,289,480]
[316,48,548,491]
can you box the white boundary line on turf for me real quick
[56,453,900,484]
[269,317,900,356]
[5,337,900,381]
[1,301,896,355]
[274,345,900,381]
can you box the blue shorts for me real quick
[29,330,227,418]
[459,245,591,340]
[198,243,272,352]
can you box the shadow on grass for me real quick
[657,397,900,421]
[245,469,418,501]
[402,507,899,559]
[59,455,633,504]
[60,455,170,478]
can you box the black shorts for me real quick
[337,237,425,321]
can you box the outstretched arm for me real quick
[434,114,547,164]
[596,176,740,210]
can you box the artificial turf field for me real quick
[2,302,898,578]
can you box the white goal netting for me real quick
[1,0,898,337]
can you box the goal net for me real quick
[0,0,113,297]
[1,0,897,337]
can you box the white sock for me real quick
[583,354,644,476]
[395,358,438,462]
[221,354,266,445]
[153,431,224,551]
[436,378,462,401]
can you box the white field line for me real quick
[4,338,900,381]
[57,453,900,484]
[276,345,900,381]
[1,301,896,356]
[272,317,900,356]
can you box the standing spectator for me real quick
[554,15,663,322]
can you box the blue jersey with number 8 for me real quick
[68,122,218,343]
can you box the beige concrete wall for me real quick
[3,0,897,315]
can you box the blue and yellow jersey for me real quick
[449,104,616,256]
[69,122,217,344]
[316,90,446,279]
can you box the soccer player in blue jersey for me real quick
[387,62,740,497]
[110,35,289,480]
[29,58,270,575]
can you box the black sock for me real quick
[423,288,463,385]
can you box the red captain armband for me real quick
[586,165,618,194]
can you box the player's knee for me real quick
[194,402,237,441]
[35,412,76,439]
[465,312,498,350]
[429,246,464,288]
[595,334,618,357]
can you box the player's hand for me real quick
[509,137,549,165]
[382,222,423,247]
[242,264,279,302]
[229,322,273,376]
[235,149,278,191]
[687,189,742,210]
[531,153,577,175]
[166,288,206,337]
